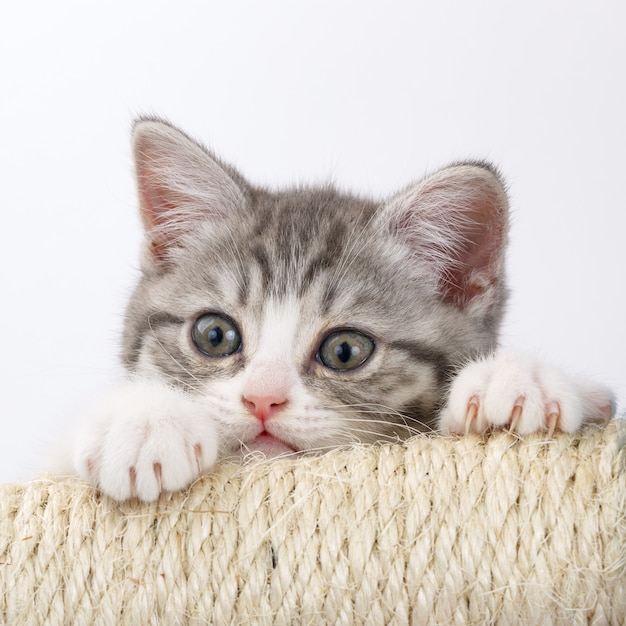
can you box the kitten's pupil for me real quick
[335,342,354,363]
[209,327,223,347]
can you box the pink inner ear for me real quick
[133,127,213,264]
[134,136,176,261]
[442,190,507,307]
[136,171,174,231]
[135,161,185,261]
[391,165,508,308]
[132,120,247,265]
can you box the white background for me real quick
[1,1,624,484]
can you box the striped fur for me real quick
[123,118,508,456]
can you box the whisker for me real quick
[318,402,437,436]
[154,370,205,395]
[325,208,380,298]
[315,426,405,447]
[146,313,203,385]
[337,423,423,441]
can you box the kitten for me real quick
[66,118,614,501]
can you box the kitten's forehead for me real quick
[246,189,379,297]
[253,296,303,359]
[177,187,393,306]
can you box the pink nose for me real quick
[243,394,288,423]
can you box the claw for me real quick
[465,395,480,434]
[545,401,560,435]
[509,396,525,432]
[129,466,137,497]
[86,457,95,480]
[193,443,203,473]
[153,462,162,491]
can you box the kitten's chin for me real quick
[245,432,298,457]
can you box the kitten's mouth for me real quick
[246,431,298,456]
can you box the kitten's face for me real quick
[123,119,509,456]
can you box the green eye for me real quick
[192,313,242,357]
[318,330,375,371]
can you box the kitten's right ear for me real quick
[132,118,246,262]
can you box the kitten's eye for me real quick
[318,330,375,371]
[192,313,242,357]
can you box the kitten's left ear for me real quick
[132,117,247,262]
[381,162,509,309]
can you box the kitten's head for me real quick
[123,117,509,455]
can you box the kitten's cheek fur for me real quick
[438,352,615,435]
[73,378,219,502]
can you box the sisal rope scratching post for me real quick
[1,422,625,625]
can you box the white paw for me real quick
[439,352,615,435]
[74,378,219,501]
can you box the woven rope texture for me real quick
[1,421,625,625]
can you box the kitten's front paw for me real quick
[439,352,614,435]
[74,379,218,501]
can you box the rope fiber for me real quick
[1,422,625,625]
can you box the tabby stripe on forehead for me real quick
[251,244,273,290]
[320,283,338,315]
[299,254,331,297]
[237,266,250,306]
[389,341,455,384]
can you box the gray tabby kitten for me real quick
[67,118,614,501]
